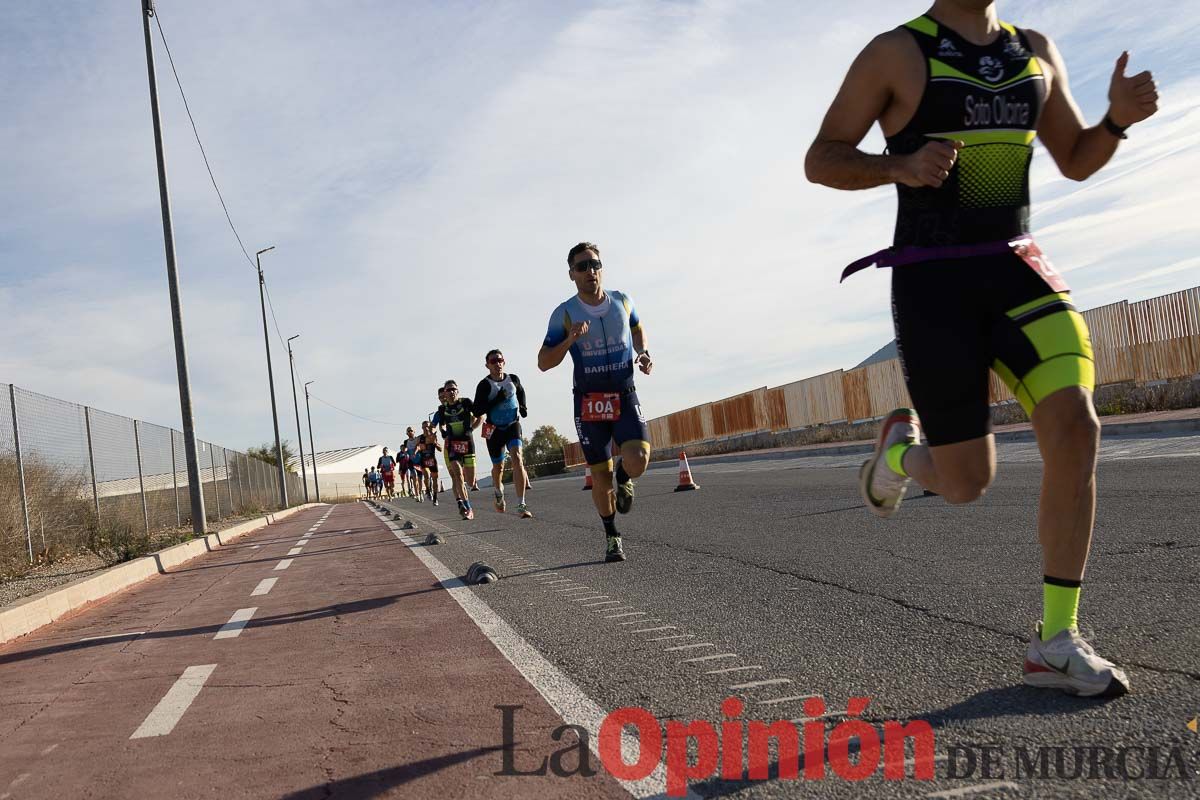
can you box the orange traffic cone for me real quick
[674,452,699,492]
[582,471,593,491]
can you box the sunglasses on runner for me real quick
[572,258,602,273]
[488,356,504,365]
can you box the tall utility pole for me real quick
[287,335,309,502]
[255,246,288,508]
[304,381,321,503]
[141,0,207,533]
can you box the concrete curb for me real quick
[0,502,325,646]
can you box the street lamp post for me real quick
[255,246,288,508]
[304,381,321,503]
[287,335,309,503]
[141,0,207,533]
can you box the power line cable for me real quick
[152,9,414,435]
[309,394,410,427]
[152,10,256,270]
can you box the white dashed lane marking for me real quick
[680,653,737,663]
[730,678,792,690]
[251,578,278,597]
[274,559,293,571]
[706,665,762,675]
[926,781,1019,798]
[214,608,257,640]
[757,694,818,705]
[664,643,715,652]
[129,664,217,739]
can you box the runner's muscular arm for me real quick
[538,339,571,371]
[805,34,908,190]
[1030,31,1158,181]
[539,321,587,371]
[632,327,652,374]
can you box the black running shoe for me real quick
[605,536,626,562]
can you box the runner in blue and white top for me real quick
[473,349,531,518]
[538,241,655,564]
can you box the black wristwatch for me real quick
[1101,112,1129,140]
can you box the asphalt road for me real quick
[1,433,1196,799]
[383,432,1200,798]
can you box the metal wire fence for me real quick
[0,383,304,575]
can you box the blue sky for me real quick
[2,1,1198,455]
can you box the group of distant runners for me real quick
[362,0,1158,698]
[362,357,534,522]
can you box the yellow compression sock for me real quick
[1042,577,1081,640]
[885,442,913,477]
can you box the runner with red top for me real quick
[377,447,397,499]
[806,0,1157,696]
[538,241,654,563]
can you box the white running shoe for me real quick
[859,408,920,518]
[1024,624,1130,697]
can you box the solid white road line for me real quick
[730,678,792,690]
[377,514,693,800]
[251,578,278,597]
[287,547,303,556]
[274,559,293,571]
[79,631,146,642]
[129,664,217,739]
[679,653,737,663]
[706,665,763,675]
[214,608,257,639]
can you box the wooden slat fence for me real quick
[563,285,1200,460]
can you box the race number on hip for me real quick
[1011,238,1069,293]
[449,439,470,455]
[482,422,496,440]
[581,392,621,422]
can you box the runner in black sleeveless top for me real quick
[806,0,1157,697]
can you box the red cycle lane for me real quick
[0,503,629,799]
